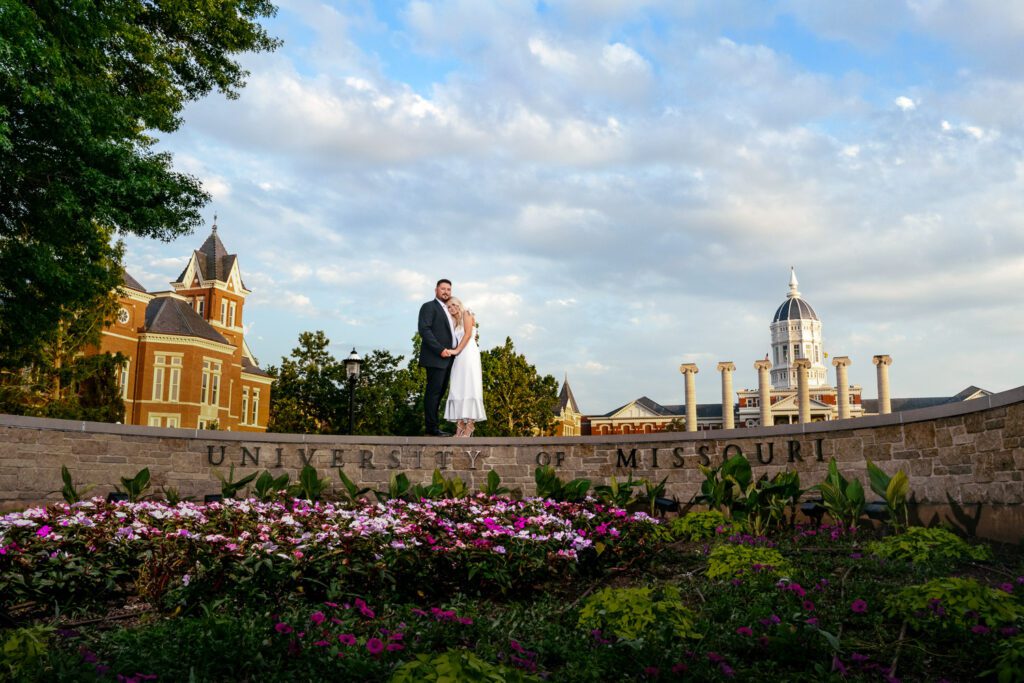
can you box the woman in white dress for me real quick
[444,297,486,437]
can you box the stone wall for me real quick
[2,385,1022,540]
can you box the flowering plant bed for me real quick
[2,497,1022,682]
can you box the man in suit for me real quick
[418,278,457,436]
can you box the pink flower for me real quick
[735,626,753,637]
[366,637,385,655]
[971,625,991,635]
[310,611,325,625]
[274,622,292,634]
[850,599,868,614]
[338,634,356,646]
[803,600,816,612]
[37,525,52,538]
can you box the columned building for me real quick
[96,225,273,431]
[737,269,864,426]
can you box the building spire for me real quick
[212,213,218,235]
[787,266,801,299]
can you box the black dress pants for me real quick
[424,363,453,434]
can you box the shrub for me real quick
[867,526,992,564]
[886,577,1024,630]
[669,510,738,541]
[985,633,1024,683]
[577,585,702,641]
[1,624,53,680]
[706,544,793,580]
[391,649,539,682]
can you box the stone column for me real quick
[832,356,852,419]
[873,354,893,415]
[679,363,699,432]
[794,358,811,423]
[754,359,773,427]
[717,362,736,430]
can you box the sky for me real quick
[123,0,1024,415]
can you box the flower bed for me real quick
[1,495,660,609]
[3,499,1023,682]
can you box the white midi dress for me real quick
[444,321,487,421]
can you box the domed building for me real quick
[770,268,828,390]
[737,268,861,425]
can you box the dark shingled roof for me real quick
[242,356,270,377]
[122,270,146,292]
[600,397,729,420]
[773,297,819,322]
[144,298,229,345]
[555,377,580,415]
[861,386,988,414]
[174,228,244,287]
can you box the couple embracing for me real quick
[417,279,486,437]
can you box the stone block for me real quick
[907,459,933,477]
[974,430,1002,453]
[964,413,985,434]
[903,422,936,451]
[935,428,953,448]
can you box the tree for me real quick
[0,0,279,367]
[266,331,345,434]
[353,348,422,436]
[478,337,559,437]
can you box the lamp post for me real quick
[344,348,363,435]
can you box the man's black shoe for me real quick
[430,430,452,437]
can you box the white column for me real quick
[795,358,811,423]
[832,356,852,419]
[679,363,699,432]
[754,359,773,427]
[873,354,893,415]
[717,362,736,430]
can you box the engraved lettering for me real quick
[207,445,225,466]
[241,446,260,466]
[787,440,802,463]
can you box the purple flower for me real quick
[971,624,991,635]
[850,599,868,614]
[643,666,660,677]
[274,622,293,634]
[805,617,819,627]
[310,611,325,625]
[671,663,688,674]
[803,600,816,612]
[366,637,385,655]
[736,626,753,637]
[999,583,1014,593]
[37,525,52,538]
[338,633,356,646]
[832,656,848,675]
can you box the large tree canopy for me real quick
[0,0,280,364]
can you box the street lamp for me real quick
[344,348,363,434]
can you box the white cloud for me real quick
[895,96,916,111]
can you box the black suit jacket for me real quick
[418,300,455,369]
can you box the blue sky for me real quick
[126,0,1024,413]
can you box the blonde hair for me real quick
[447,297,464,326]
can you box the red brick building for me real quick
[96,227,273,431]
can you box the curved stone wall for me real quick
[2,386,1022,539]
